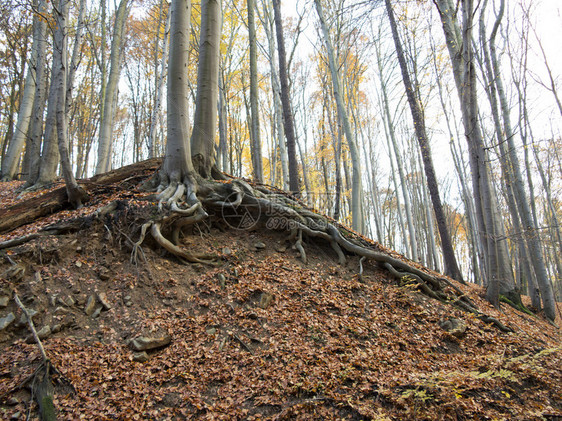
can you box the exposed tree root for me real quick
[0,160,507,334]
[134,173,514,333]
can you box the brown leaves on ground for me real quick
[0,181,561,420]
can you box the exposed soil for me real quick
[0,179,560,420]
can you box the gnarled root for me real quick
[151,222,216,265]
[136,170,511,332]
[133,171,219,265]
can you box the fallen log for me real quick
[0,158,162,235]
[0,187,68,234]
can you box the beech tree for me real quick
[315,0,364,233]
[247,0,263,182]
[272,0,300,194]
[96,0,130,174]
[0,0,44,180]
[52,0,89,207]
[384,0,463,282]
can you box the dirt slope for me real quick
[0,180,561,420]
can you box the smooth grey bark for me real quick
[162,0,193,181]
[484,0,555,320]
[0,0,41,180]
[217,73,228,172]
[53,0,88,208]
[247,0,263,182]
[477,0,539,306]
[22,0,48,184]
[190,0,221,177]
[261,0,289,190]
[386,0,463,280]
[66,0,87,115]
[429,29,484,283]
[95,0,129,174]
[36,56,61,186]
[418,153,440,273]
[434,0,516,307]
[375,47,417,260]
[272,0,299,194]
[314,0,363,233]
[32,0,86,187]
[148,3,171,158]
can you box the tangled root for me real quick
[134,172,512,333]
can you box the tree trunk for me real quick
[149,3,171,158]
[486,0,555,320]
[191,0,221,178]
[0,0,41,180]
[162,0,193,182]
[385,0,463,281]
[95,0,129,174]
[272,0,299,194]
[262,1,289,190]
[53,0,88,208]
[22,0,48,184]
[314,0,363,233]
[434,0,516,307]
[217,72,228,172]
[247,0,263,182]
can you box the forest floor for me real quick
[0,171,561,420]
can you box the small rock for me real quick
[222,247,232,256]
[91,306,103,318]
[124,295,132,302]
[57,295,75,307]
[132,351,149,363]
[125,301,132,307]
[246,312,258,320]
[63,295,76,307]
[439,318,467,338]
[0,313,15,330]
[99,270,111,281]
[26,325,51,343]
[75,261,82,268]
[217,274,226,288]
[76,246,83,253]
[130,334,172,351]
[84,295,97,316]
[259,292,275,309]
[53,306,69,314]
[206,327,217,335]
[6,397,19,405]
[10,411,21,420]
[253,241,266,250]
[275,245,287,253]
[34,271,42,283]
[97,292,112,310]
[0,296,10,308]
[52,324,62,333]
[37,325,51,339]
[18,309,38,326]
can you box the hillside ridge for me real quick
[0,173,561,420]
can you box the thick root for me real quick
[135,170,512,333]
[151,222,216,265]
